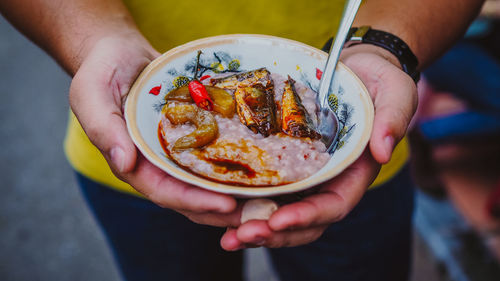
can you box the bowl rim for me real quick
[125,34,374,197]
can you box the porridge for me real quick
[159,65,329,186]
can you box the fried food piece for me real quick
[163,104,218,150]
[281,76,320,139]
[164,85,192,102]
[234,84,279,137]
[164,85,236,118]
[210,68,271,90]
[205,86,236,117]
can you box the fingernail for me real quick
[384,136,394,159]
[233,245,246,251]
[228,244,246,251]
[253,238,267,246]
[110,147,125,172]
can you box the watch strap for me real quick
[346,26,420,83]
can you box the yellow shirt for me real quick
[64,0,409,195]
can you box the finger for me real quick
[182,198,281,229]
[369,66,417,164]
[258,226,328,248]
[69,53,150,174]
[221,221,328,250]
[220,228,243,251]
[221,221,271,251]
[342,50,418,164]
[182,204,244,227]
[268,150,379,231]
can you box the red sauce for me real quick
[210,159,256,178]
[158,122,170,156]
[157,122,288,187]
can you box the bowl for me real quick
[125,34,373,198]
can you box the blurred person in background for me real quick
[411,0,500,264]
[0,0,486,280]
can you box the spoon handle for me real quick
[318,0,363,108]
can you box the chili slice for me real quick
[149,85,161,95]
[188,50,214,111]
[188,80,213,111]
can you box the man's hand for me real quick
[69,35,241,226]
[220,44,418,250]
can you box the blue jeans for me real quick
[77,165,414,281]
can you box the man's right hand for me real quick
[69,34,242,227]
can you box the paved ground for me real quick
[0,16,442,281]
[0,17,120,281]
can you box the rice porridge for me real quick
[159,68,329,186]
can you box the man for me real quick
[0,0,485,280]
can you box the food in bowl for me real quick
[158,51,330,186]
[125,34,374,197]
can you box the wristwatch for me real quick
[344,26,420,83]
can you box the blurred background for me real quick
[1,3,500,280]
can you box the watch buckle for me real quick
[351,25,371,42]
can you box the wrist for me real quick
[341,43,402,70]
[343,27,420,83]
[46,1,153,76]
[63,26,150,75]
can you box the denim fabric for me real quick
[77,165,414,281]
[77,174,244,281]
[268,165,415,281]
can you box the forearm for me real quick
[354,0,485,68]
[0,0,146,75]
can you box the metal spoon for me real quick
[317,0,362,153]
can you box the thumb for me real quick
[369,72,417,164]
[69,59,141,174]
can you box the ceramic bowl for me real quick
[125,34,373,197]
